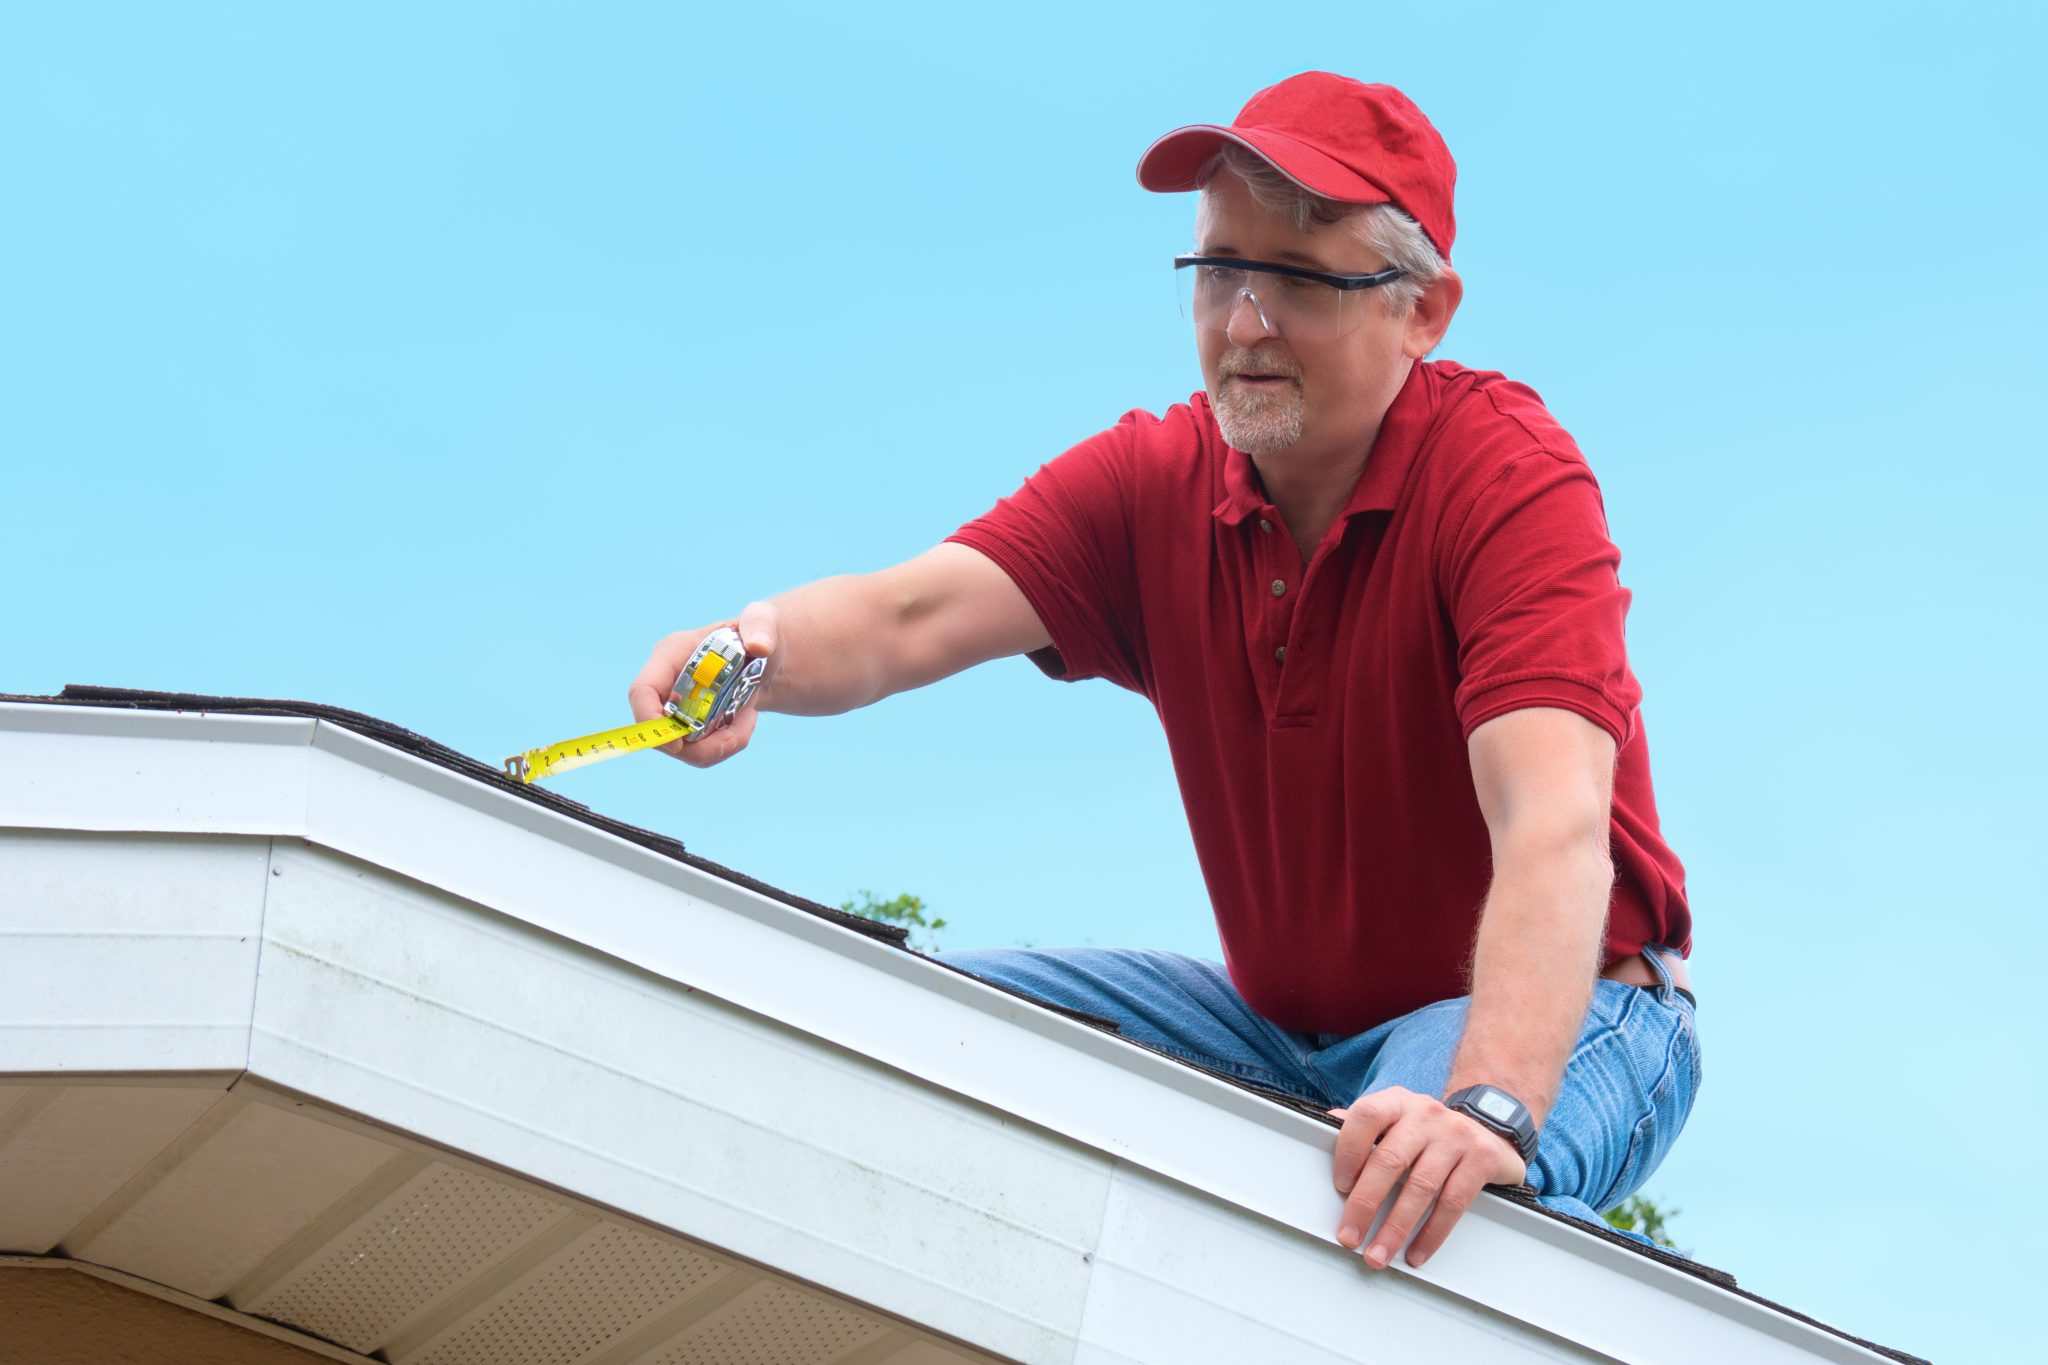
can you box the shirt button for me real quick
[1258,518,1273,533]
[1270,579,1286,597]
[1275,645,1287,663]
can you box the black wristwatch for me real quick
[1445,1084,1540,1165]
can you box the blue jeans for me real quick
[938,945,1701,1242]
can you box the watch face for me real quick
[1476,1089,1519,1123]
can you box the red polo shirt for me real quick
[948,359,1690,1034]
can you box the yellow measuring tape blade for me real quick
[504,713,691,785]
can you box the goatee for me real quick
[1214,379,1304,454]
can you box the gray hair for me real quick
[1196,141,1445,316]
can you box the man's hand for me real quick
[1328,1086,1526,1270]
[628,601,781,769]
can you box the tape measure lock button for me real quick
[664,627,762,742]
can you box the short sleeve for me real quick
[947,421,1146,693]
[1444,450,1641,747]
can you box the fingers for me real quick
[1365,1150,1459,1269]
[1404,1165,1490,1268]
[667,702,759,767]
[1328,1087,1531,1269]
[1337,1123,1427,1261]
[1330,1087,1406,1196]
[629,629,712,723]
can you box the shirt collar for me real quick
[1210,362,1434,526]
[1213,422,1271,526]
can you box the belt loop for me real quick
[1643,944,1679,1006]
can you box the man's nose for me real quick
[1224,286,1279,347]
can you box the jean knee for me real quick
[1532,986,1700,1211]
[1595,997,1701,1209]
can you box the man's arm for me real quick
[1446,705,1616,1121]
[627,543,1050,767]
[1328,705,1616,1268]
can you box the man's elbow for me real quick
[1490,802,1615,887]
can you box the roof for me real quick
[0,688,1925,1364]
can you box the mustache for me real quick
[1219,349,1303,381]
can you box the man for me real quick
[630,72,1698,1269]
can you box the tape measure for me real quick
[503,627,767,785]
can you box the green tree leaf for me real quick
[1602,1193,1682,1251]
[842,890,948,953]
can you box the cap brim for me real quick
[1135,124,1393,205]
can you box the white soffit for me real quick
[0,700,1912,1365]
[0,1085,987,1365]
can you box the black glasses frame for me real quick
[1173,254,1407,291]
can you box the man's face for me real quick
[1194,171,1421,462]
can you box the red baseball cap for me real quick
[1136,72,1457,263]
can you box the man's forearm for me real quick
[1445,833,1613,1126]
[756,574,900,717]
[754,545,1051,719]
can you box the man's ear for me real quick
[1402,268,1464,359]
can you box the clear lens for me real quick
[1175,262,1359,341]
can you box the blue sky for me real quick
[4,4,2039,1358]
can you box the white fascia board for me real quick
[0,702,314,835]
[0,703,1898,1365]
[0,831,270,1074]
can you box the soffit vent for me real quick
[407,1223,727,1365]
[244,1163,568,1352]
[646,1281,892,1365]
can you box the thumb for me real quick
[735,600,780,660]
